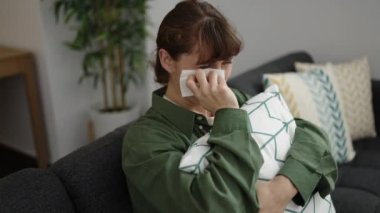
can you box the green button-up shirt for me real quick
[122,87,337,213]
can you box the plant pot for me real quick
[89,103,140,140]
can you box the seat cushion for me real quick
[332,187,380,213]
[346,137,380,169]
[333,165,380,213]
[0,168,75,213]
[337,166,380,197]
[50,124,134,213]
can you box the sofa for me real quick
[1,51,379,213]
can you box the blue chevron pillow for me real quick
[263,67,355,163]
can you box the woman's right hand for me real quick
[186,69,239,115]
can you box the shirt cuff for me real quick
[212,108,250,133]
[277,157,321,206]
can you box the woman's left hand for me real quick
[256,175,298,213]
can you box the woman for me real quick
[122,0,337,212]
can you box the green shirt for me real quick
[122,87,337,213]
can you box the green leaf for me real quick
[64,41,82,50]
[54,1,64,22]
[64,8,77,24]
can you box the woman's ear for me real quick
[158,49,175,74]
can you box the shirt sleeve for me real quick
[277,118,338,206]
[122,108,263,213]
[235,88,337,205]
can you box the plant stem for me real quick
[97,0,108,111]
[105,0,117,110]
[100,56,109,110]
[118,46,126,108]
[111,48,117,110]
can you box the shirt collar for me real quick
[152,87,196,138]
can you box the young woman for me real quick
[122,1,337,212]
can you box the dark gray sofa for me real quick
[1,51,379,212]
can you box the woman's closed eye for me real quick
[198,64,211,69]
[198,60,232,69]
[223,60,232,65]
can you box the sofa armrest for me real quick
[0,168,75,212]
[372,79,380,135]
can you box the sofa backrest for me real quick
[50,123,134,213]
[228,51,314,96]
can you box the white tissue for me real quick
[179,69,225,97]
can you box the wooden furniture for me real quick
[0,46,49,169]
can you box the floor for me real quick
[0,144,37,178]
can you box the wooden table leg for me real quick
[20,54,49,169]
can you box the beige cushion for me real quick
[295,57,376,140]
[264,67,355,163]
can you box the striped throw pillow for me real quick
[295,57,376,140]
[264,67,355,163]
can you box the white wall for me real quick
[209,0,380,79]
[1,0,379,162]
[38,1,100,161]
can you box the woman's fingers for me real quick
[195,69,209,89]
[208,70,218,90]
[186,75,199,95]
[217,72,226,86]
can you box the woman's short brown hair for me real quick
[154,0,242,84]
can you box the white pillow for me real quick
[179,85,335,213]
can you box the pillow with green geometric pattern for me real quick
[179,85,336,213]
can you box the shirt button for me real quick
[199,125,203,129]
[197,116,203,121]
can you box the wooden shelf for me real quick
[0,46,49,169]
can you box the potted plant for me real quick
[53,0,148,139]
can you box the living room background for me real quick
[0,0,379,163]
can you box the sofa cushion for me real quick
[0,168,75,213]
[333,164,380,212]
[332,187,380,213]
[336,166,380,197]
[347,150,380,170]
[354,137,380,151]
[50,124,134,213]
[295,58,376,140]
[264,68,355,163]
[337,138,380,169]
